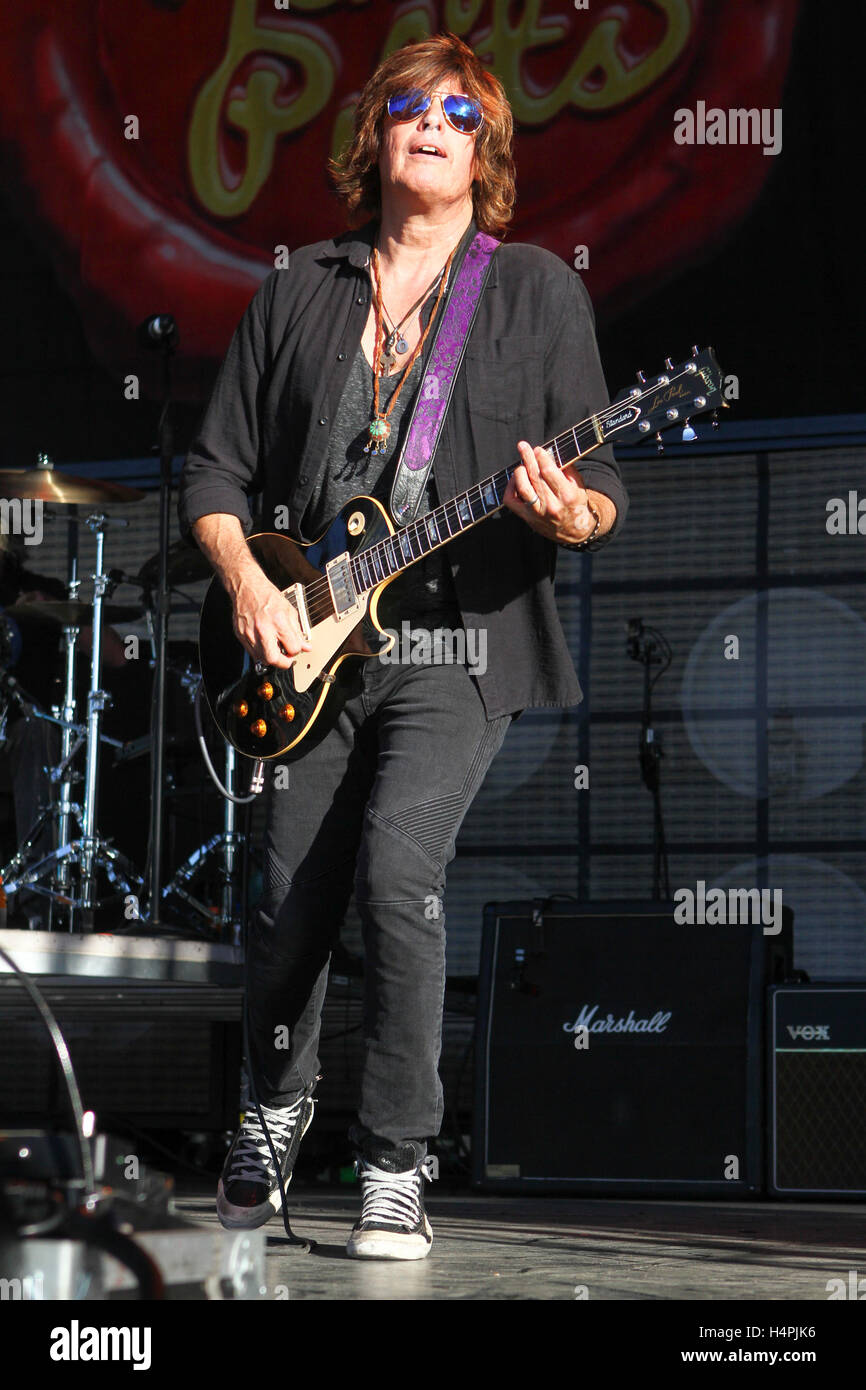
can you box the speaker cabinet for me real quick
[474,900,790,1195]
[768,983,866,1197]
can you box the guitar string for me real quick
[297,362,705,624]
[287,362,709,626]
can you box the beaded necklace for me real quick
[363,243,457,456]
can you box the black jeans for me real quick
[245,638,512,1153]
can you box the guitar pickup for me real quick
[326,552,363,621]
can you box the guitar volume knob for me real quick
[257,682,274,701]
[251,719,268,738]
[279,703,295,722]
[233,700,249,717]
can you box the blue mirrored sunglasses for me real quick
[386,88,484,136]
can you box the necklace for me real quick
[378,273,444,371]
[364,244,456,455]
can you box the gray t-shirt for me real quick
[302,343,461,627]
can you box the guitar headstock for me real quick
[601,347,726,447]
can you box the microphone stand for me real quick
[626,619,672,900]
[142,317,178,928]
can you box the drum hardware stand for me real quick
[54,614,81,922]
[160,668,251,945]
[55,498,80,920]
[138,312,180,931]
[1,514,144,930]
[79,514,113,922]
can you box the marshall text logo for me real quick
[563,1004,672,1037]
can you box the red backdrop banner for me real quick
[0,0,797,399]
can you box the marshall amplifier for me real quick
[473,899,791,1196]
[768,983,866,1197]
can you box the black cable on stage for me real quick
[0,945,165,1296]
[105,1118,216,1180]
[0,943,95,1199]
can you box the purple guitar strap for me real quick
[388,231,500,525]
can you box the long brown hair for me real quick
[329,33,515,237]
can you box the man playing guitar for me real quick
[180,31,628,1260]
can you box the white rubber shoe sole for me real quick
[216,1178,286,1230]
[346,1215,433,1260]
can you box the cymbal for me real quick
[5,600,143,625]
[0,467,145,504]
[138,538,212,588]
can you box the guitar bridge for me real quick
[286,582,311,639]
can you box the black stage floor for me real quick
[172,1179,866,1301]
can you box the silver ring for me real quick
[525,491,540,508]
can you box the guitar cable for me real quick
[239,984,316,1255]
[192,686,315,1252]
[193,679,264,804]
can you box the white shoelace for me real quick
[228,1100,306,1183]
[356,1157,435,1228]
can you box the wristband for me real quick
[562,498,602,550]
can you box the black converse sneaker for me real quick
[217,1093,315,1230]
[346,1141,435,1260]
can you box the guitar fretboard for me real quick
[348,416,602,594]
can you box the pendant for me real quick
[364,416,392,455]
[395,336,408,354]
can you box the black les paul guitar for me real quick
[199,348,725,761]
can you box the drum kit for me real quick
[0,455,249,939]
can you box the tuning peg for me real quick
[664,357,674,371]
[691,344,699,356]
[681,419,697,442]
[711,409,720,430]
[655,432,665,454]
[636,369,646,384]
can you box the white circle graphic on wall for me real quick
[711,856,866,979]
[481,709,565,800]
[680,589,866,800]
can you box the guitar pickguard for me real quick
[198,497,395,759]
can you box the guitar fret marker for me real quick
[344,354,719,607]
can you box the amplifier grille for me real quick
[775,1052,866,1190]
